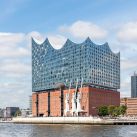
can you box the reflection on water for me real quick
[0,123,137,137]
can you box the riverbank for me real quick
[13,117,112,125]
[12,117,137,125]
[0,120,12,123]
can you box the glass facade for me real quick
[131,73,137,98]
[32,37,120,92]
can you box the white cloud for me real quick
[121,57,137,70]
[120,75,131,97]
[0,46,30,58]
[26,31,67,49]
[117,21,137,43]
[59,21,107,40]
[48,35,66,49]
[0,89,31,108]
[0,60,30,76]
[0,82,27,91]
[0,32,29,58]
[26,31,45,46]
[0,32,25,45]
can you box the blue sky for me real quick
[0,0,137,108]
[1,0,137,32]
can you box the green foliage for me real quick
[112,107,121,117]
[98,105,127,117]
[98,106,108,116]
[119,105,127,115]
[108,105,115,115]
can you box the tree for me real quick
[98,106,108,116]
[98,105,127,117]
[112,107,121,117]
[108,105,115,116]
[119,105,127,116]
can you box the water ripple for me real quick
[0,123,137,137]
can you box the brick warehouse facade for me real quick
[32,86,120,117]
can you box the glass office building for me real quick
[131,73,137,98]
[32,37,120,92]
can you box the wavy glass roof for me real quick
[32,37,119,54]
[32,37,120,92]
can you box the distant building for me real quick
[29,96,32,114]
[5,107,19,118]
[131,72,137,98]
[121,98,137,116]
[0,109,5,118]
[0,109,3,118]
[21,109,30,117]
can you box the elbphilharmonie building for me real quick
[32,37,120,117]
[32,37,120,92]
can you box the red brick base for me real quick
[32,86,120,116]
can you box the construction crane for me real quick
[64,80,71,116]
[76,78,84,116]
[71,79,78,116]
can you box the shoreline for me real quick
[12,117,137,125]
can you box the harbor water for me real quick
[0,123,137,137]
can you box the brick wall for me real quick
[32,93,37,116]
[89,87,120,115]
[50,90,61,116]
[38,92,48,116]
[32,87,120,116]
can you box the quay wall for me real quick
[13,117,113,125]
[13,117,137,125]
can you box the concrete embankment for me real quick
[13,117,113,125]
[12,117,137,125]
[0,121,13,123]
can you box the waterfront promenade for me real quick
[12,116,137,125]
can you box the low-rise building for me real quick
[121,98,137,116]
[0,109,5,118]
[5,107,20,118]
[21,109,31,117]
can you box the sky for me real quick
[0,0,137,108]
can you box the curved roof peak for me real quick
[31,37,37,44]
[44,38,50,43]
[32,37,119,55]
[32,37,53,47]
[65,38,73,44]
[84,37,92,43]
[32,37,45,44]
[65,37,93,45]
